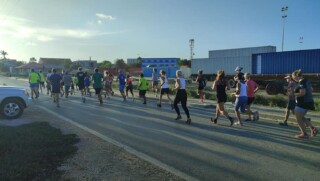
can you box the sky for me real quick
[0,0,320,63]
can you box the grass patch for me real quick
[0,122,79,180]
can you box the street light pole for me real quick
[299,36,303,50]
[281,6,288,52]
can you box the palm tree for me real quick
[0,50,8,59]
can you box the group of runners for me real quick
[194,66,318,138]
[29,66,318,138]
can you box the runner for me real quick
[104,71,112,99]
[84,73,91,96]
[109,72,115,96]
[292,69,318,138]
[244,73,259,121]
[152,68,159,97]
[138,73,148,104]
[28,69,40,99]
[125,75,134,100]
[46,69,52,96]
[73,76,79,91]
[172,70,191,124]
[62,71,72,98]
[60,70,65,97]
[117,69,126,101]
[38,70,45,94]
[92,68,104,105]
[279,75,297,126]
[70,80,75,95]
[211,70,234,126]
[196,69,207,103]
[157,70,173,109]
[76,67,86,103]
[232,73,247,126]
[49,69,62,108]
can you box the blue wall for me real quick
[142,67,179,78]
[252,49,320,74]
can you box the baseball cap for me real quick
[235,66,243,72]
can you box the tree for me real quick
[0,50,8,59]
[177,59,191,67]
[99,60,113,69]
[29,57,37,63]
[115,59,127,69]
[63,59,73,70]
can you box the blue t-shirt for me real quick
[118,73,125,85]
[84,77,90,86]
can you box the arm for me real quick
[254,82,260,93]
[160,76,165,87]
[226,80,231,90]
[295,88,306,97]
[173,78,181,90]
[212,80,217,91]
[235,82,241,96]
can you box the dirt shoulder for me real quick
[34,107,184,181]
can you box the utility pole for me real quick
[299,36,303,50]
[189,39,194,61]
[281,6,288,52]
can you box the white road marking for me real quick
[37,105,199,181]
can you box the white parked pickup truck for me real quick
[0,86,31,119]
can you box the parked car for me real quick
[0,86,31,119]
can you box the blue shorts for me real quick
[119,84,125,92]
[235,96,248,113]
[30,83,39,88]
[295,106,308,113]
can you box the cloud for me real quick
[0,15,116,42]
[96,13,116,21]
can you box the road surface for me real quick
[1,76,319,181]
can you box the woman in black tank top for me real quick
[211,70,234,126]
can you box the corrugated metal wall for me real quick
[252,49,320,74]
[191,57,252,75]
[209,46,276,58]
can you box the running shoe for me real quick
[229,117,234,126]
[253,111,259,121]
[311,128,318,137]
[210,117,217,124]
[186,118,191,124]
[234,121,243,126]
[294,133,308,139]
[175,115,182,120]
[279,121,288,126]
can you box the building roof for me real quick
[39,57,71,65]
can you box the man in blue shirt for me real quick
[118,69,126,101]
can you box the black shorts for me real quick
[153,81,158,86]
[78,84,84,90]
[95,88,102,94]
[160,88,170,95]
[287,100,296,110]
[247,97,255,105]
[198,86,205,91]
[139,90,146,97]
[217,95,227,103]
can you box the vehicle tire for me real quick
[266,83,278,95]
[229,79,236,88]
[0,98,24,119]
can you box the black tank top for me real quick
[216,80,227,97]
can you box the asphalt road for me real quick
[1,76,319,181]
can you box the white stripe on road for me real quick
[37,105,199,181]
